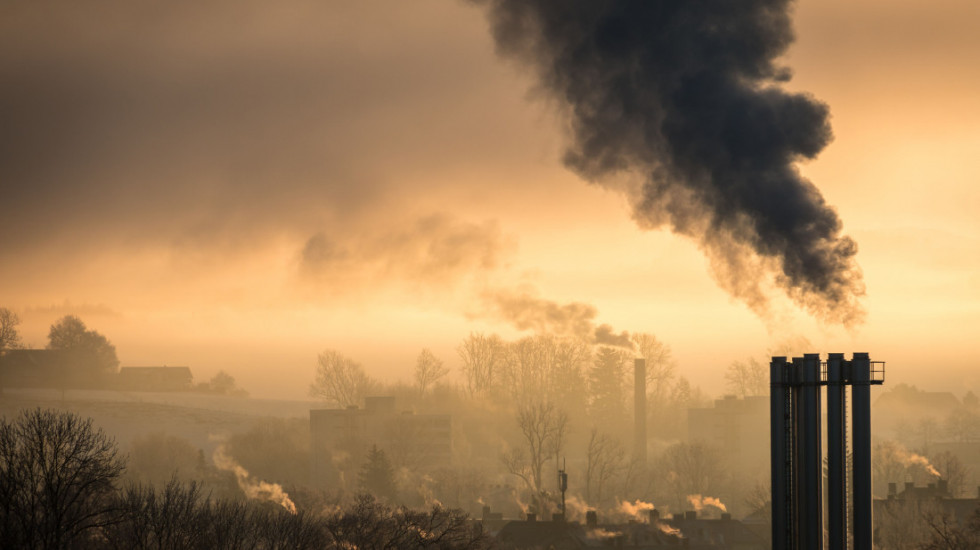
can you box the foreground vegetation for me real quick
[0,408,491,550]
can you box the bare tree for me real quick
[510,400,568,493]
[0,307,22,352]
[414,348,449,397]
[657,440,726,512]
[724,358,768,397]
[585,427,625,505]
[0,408,125,549]
[309,349,375,407]
[501,447,535,491]
[931,450,970,497]
[324,494,491,549]
[457,333,504,397]
[631,332,675,392]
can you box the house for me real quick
[874,479,980,547]
[0,349,82,389]
[489,509,764,549]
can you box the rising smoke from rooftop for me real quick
[470,0,865,326]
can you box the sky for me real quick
[1,0,979,399]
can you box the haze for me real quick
[2,0,979,398]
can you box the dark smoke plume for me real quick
[471,0,865,325]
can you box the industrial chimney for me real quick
[770,353,883,550]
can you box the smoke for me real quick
[212,445,297,514]
[482,287,633,348]
[594,324,632,348]
[617,499,655,520]
[901,451,941,478]
[657,522,683,537]
[563,494,591,522]
[471,0,865,326]
[299,214,511,292]
[687,494,727,514]
[585,528,618,541]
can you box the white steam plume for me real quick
[213,445,297,514]
[618,499,655,520]
[686,494,727,514]
[904,452,941,477]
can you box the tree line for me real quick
[0,408,491,550]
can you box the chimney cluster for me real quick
[770,353,884,550]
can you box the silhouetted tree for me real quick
[127,432,205,487]
[724,357,768,397]
[309,349,375,407]
[0,307,22,352]
[631,332,675,393]
[588,346,629,428]
[919,504,980,550]
[585,427,625,506]
[457,332,504,397]
[225,418,310,491]
[506,400,568,493]
[324,494,491,549]
[202,370,247,396]
[931,451,970,497]
[414,348,448,397]
[0,408,125,549]
[359,445,398,501]
[47,314,120,378]
[656,440,726,512]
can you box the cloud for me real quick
[0,0,529,261]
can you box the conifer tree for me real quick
[358,445,397,501]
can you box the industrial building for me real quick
[310,395,452,486]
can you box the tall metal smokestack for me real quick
[634,358,647,463]
[770,353,883,550]
[851,353,873,549]
[800,354,822,550]
[769,356,791,550]
[826,353,847,550]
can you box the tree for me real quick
[414,348,448,397]
[359,446,398,501]
[724,357,768,397]
[919,504,980,550]
[204,370,247,396]
[631,332,675,392]
[46,314,120,376]
[931,451,970,497]
[588,346,629,428]
[0,408,125,549]
[508,400,568,493]
[585,427,625,505]
[457,333,504,397]
[324,494,491,549]
[656,441,726,512]
[0,307,22,352]
[127,432,206,487]
[309,349,375,407]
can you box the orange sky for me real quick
[2,0,978,398]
